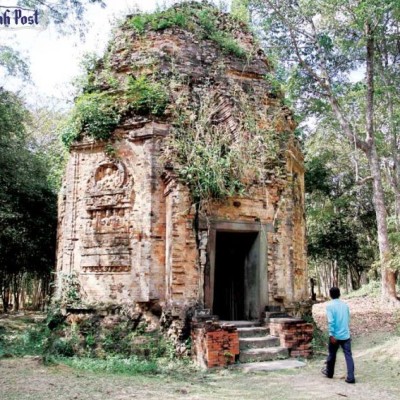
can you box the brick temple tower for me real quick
[56,2,308,330]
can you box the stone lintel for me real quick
[127,122,170,142]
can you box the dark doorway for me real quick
[213,231,259,320]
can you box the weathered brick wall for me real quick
[56,3,308,320]
[267,141,307,306]
[269,318,313,358]
[191,322,239,368]
[56,125,167,306]
[164,176,199,308]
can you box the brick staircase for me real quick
[223,321,289,363]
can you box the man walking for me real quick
[322,287,355,383]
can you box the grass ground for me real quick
[1,298,399,400]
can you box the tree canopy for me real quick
[250,0,400,302]
[0,88,57,311]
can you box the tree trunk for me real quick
[366,145,397,300]
[364,23,398,303]
[327,24,398,303]
[2,294,8,313]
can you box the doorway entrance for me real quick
[213,231,259,320]
[204,221,270,321]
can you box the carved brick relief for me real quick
[80,160,134,273]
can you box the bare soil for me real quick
[312,296,400,337]
[1,300,399,400]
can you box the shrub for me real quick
[127,5,247,58]
[61,93,120,148]
[128,9,187,34]
[126,76,169,116]
[60,355,158,375]
[303,314,328,355]
[209,31,247,58]
[0,324,48,358]
[163,92,285,202]
[344,280,381,299]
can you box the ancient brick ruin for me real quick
[56,2,309,362]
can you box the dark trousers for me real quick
[326,338,355,380]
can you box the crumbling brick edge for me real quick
[269,317,313,358]
[191,320,240,368]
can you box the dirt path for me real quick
[1,303,399,400]
[1,333,399,400]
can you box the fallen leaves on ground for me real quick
[312,296,400,337]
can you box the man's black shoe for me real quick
[345,378,356,384]
[321,368,333,378]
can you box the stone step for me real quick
[220,320,260,328]
[264,312,289,323]
[239,335,280,350]
[237,326,270,338]
[239,347,289,363]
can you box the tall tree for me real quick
[251,0,400,303]
[306,123,377,294]
[0,88,57,311]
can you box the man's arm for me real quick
[327,306,337,344]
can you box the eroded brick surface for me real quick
[270,318,313,358]
[192,322,239,368]
[56,4,308,336]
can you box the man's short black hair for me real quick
[330,287,341,299]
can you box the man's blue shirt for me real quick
[326,299,350,340]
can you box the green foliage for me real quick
[253,0,400,299]
[1,312,195,376]
[0,89,28,140]
[126,76,169,116]
[305,126,378,291]
[0,89,57,311]
[196,6,247,57]
[43,309,179,364]
[59,355,158,375]
[387,217,400,271]
[104,143,118,159]
[59,273,82,307]
[46,336,77,358]
[127,4,247,58]
[0,323,48,358]
[61,92,120,148]
[74,52,101,94]
[128,8,187,34]
[129,15,148,34]
[209,31,247,58]
[0,316,193,375]
[231,0,250,23]
[197,8,218,32]
[60,120,81,149]
[62,3,250,149]
[0,45,30,79]
[263,73,283,98]
[303,314,329,354]
[176,132,246,201]
[344,280,382,299]
[164,94,285,202]
[26,107,69,192]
